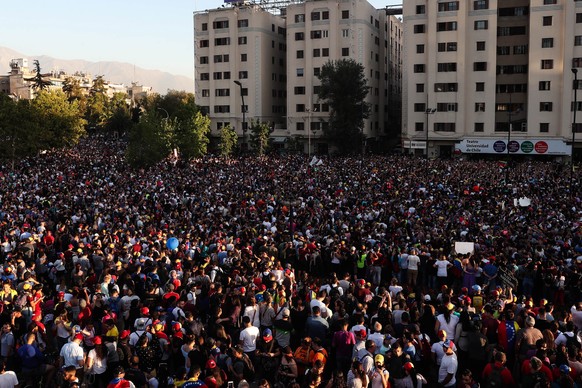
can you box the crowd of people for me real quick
[0,136,580,388]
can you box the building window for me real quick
[434,123,456,132]
[474,0,488,10]
[202,23,208,31]
[541,38,554,48]
[476,82,485,91]
[540,102,553,111]
[513,45,528,54]
[576,36,582,46]
[237,19,249,28]
[437,63,457,72]
[239,71,248,79]
[414,24,426,34]
[416,5,425,14]
[541,59,554,69]
[200,73,209,81]
[342,10,349,19]
[438,2,459,11]
[543,0,556,4]
[295,14,305,23]
[474,20,488,30]
[414,64,425,73]
[476,41,486,51]
[322,48,329,56]
[200,56,209,64]
[437,103,458,112]
[474,62,487,71]
[474,122,484,132]
[297,68,304,77]
[475,103,486,112]
[310,30,322,39]
[314,67,320,76]
[311,11,320,21]
[437,22,457,31]
[415,122,424,132]
[200,40,209,48]
[201,89,210,97]
[223,72,231,80]
[414,103,426,112]
[543,16,552,26]
[497,46,510,55]
[416,84,425,93]
[573,57,582,68]
[577,13,582,23]
[417,45,425,53]
[213,105,230,113]
[241,54,247,62]
[342,47,349,56]
[215,89,230,97]
[214,37,230,46]
[322,11,329,20]
[434,83,458,92]
[540,123,549,132]
[296,104,305,112]
[539,81,551,90]
[238,37,247,45]
[313,49,320,57]
[294,87,305,95]
[295,32,304,41]
[342,29,349,37]
[297,50,304,59]
[213,20,229,29]
[213,72,222,80]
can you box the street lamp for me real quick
[506,91,513,182]
[157,107,169,121]
[425,108,436,159]
[572,68,578,186]
[234,80,246,149]
[305,106,317,159]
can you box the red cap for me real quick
[74,333,84,341]
[120,330,130,339]
[358,329,367,337]
[58,291,65,298]
[403,362,414,372]
[173,322,182,331]
[141,307,150,316]
[206,359,217,369]
[93,336,102,345]
[239,287,246,294]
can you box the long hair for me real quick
[94,343,106,360]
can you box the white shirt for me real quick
[438,353,458,387]
[0,371,18,388]
[370,368,389,388]
[436,314,459,341]
[435,260,451,277]
[243,305,261,328]
[407,255,420,271]
[239,325,260,352]
[431,340,457,366]
[555,331,582,347]
[87,348,108,374]
[60,341,84,369]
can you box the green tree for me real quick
[126,111,173,168]
[62,77,83,102]
[318,59,369,154]
[105,93,133,137]
[27,60,52,91]
[85,75,109,130]
[175,111,211,160]
[0,95,39,166]
[248,119,271,156]
[30,90,86,148]
[219,124,238,158]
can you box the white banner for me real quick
[455,242,475,255]
[403,140,426,149]
[456,138,570,155]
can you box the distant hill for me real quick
[0,46,194,94]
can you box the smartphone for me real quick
[228,381,234,388]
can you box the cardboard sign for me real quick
[455,242,475,255]
[498,267,518,289]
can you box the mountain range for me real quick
[0,46,194,94]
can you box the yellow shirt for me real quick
[106,326,119,341]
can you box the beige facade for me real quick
[194,0,403,153]
[403,0,582,158]
[194,5,287,144]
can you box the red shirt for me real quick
[482,362,515,386]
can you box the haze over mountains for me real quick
[0,46,194,94]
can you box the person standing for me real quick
[106,366,136,388]
[438,340,458,388]
[239,316,259,363]
[60,333,85,382]
[407,249,421,288]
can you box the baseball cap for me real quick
[358,329,367,337]
[22,283,31,291]
[58,291,65,298]
[374,354,384,364]
[206,359,217,369]
[443,339,454,349]
[93,336,102,345]
[403,362,414,372]
[263,328,273,341]
[141,307,150,316]
[424,294,431,302]
[281,307,290,317]
[74,333,84,341]
[120,330,130,339]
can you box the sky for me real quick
[1,0,401,79]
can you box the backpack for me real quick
[14,294,27,309]
[486,364,504,388]
[329,285,341,301]
[565,332,582,351]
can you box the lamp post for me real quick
[157,107,169,121]
[424,108,436,159]
[234,80,246,150]
[506,92,513,182]
[305,106,317,159]
[572,68,578,186]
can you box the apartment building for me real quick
[285,0,403,154]
[194,0,403,154]
[194,5,287,149]
[403,0,581,159]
